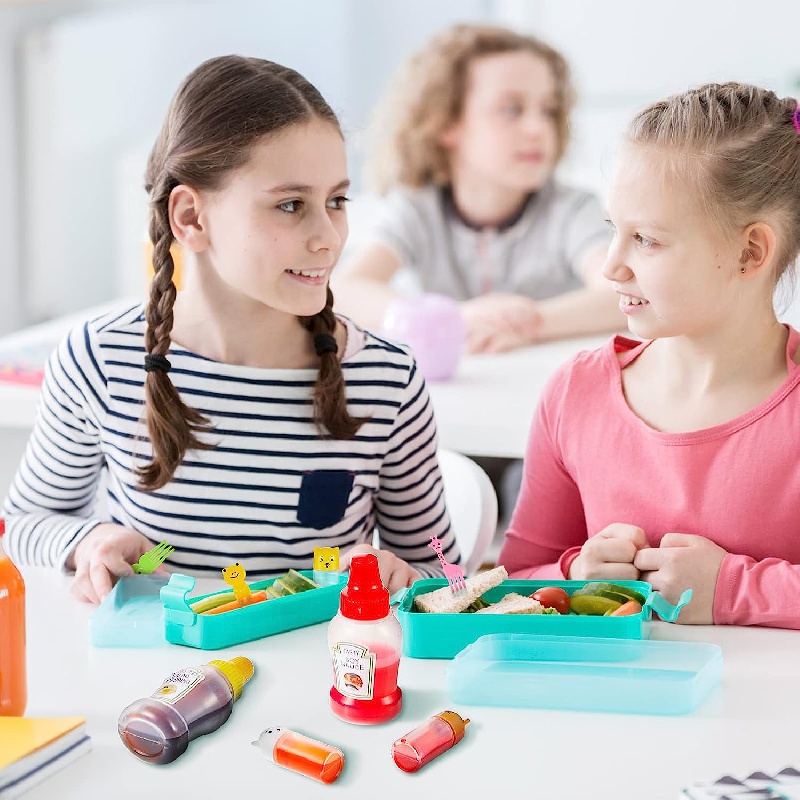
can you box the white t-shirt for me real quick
[361,181,611,301]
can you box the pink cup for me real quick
[382,294,466,382]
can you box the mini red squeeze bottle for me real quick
[253,726,345,784]
[0,518,27,716]
[327,553,402,724]
[391,711,470,772]
[118,656,254,764]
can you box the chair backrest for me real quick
[437,448,498,576]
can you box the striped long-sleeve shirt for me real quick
[2,303,459,578]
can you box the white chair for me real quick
[437,448,498,576]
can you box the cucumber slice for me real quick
[571,587,632,606]
[283,569,319,592]
[583,582,647,606]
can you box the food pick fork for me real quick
[132,540,175,574]
[428,535,466,592]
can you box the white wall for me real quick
[18,0,495,323]
[497,0,800,198]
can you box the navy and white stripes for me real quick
[2,304,458,578]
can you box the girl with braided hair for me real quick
[2,56,459,602]
[499,83,800,627]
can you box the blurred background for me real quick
[0,0,798,335]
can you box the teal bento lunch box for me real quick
[160,571,347,650]
[446,633,722,715]
[396,578,692,659]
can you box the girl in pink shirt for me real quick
[498,84,800,628]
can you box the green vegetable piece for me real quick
[569,594,623,615]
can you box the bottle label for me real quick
[151,667,205,705]
[331,642,375,700]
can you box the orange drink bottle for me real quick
[0,518,27,716]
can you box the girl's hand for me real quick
[461,294,542,354]
[67,523,160,604]
[634,533,727,625]
[569,523,649,581]
[339,543,421,594]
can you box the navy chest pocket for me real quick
[297,470,355,530]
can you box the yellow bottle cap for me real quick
[435,711,470,744]
[208,656,254,701]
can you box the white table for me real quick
[19,565,800,799]
[428,336,608,459]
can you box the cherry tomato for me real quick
[530,586,570,615]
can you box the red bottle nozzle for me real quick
[339,554,389,621]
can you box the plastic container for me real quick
[118,656,254,763]
[90,574,170,648]
[252,727,345,784]
[396,578,692,659]
[161,571,347,650]
[0,520,26,716]
[446,634,722,715]
[391,711,470,772]
[327,554,402,724]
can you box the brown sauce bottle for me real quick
[118,656,253,764]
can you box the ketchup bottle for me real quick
[327,554,402,724]
[0,518,27,716]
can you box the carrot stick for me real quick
[201,590,268,615]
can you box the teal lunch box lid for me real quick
[161,570,347,650]
[90,574,171,648]
[395,578,692,659]
[446,633,722,715]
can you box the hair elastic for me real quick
[144,354,172,373]
[794,104,800,134]
[313,333,338,356]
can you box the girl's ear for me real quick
[437,120,461,150]
[169,185,209,253]
[738,221,777,279]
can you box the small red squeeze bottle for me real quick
[391,711,470,772]
[327,554,402,724]
[118,656,254,764]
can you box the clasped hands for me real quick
[567,523,728,624]
[461,293,543,354]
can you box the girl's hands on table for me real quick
[569,523,649,581]
[635,532,727,625]
[66,523,162,604]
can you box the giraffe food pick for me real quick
[428,536,466,592]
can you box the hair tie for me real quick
[144,354,172,373]
[793,104,800,135]
[313,333,338,356]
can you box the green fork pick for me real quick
[132,540,175,574]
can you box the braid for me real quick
[137,175,214,491]
[301,287,367,439]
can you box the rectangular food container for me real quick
[396,578,691,659]
[160,571,347,650]
[446,633,722,715]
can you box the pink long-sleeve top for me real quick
[498,327,800,628]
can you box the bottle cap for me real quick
[208,656,254,701]
[435,711,470,744]
[0,518,5,537]
[339,554,389,621]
